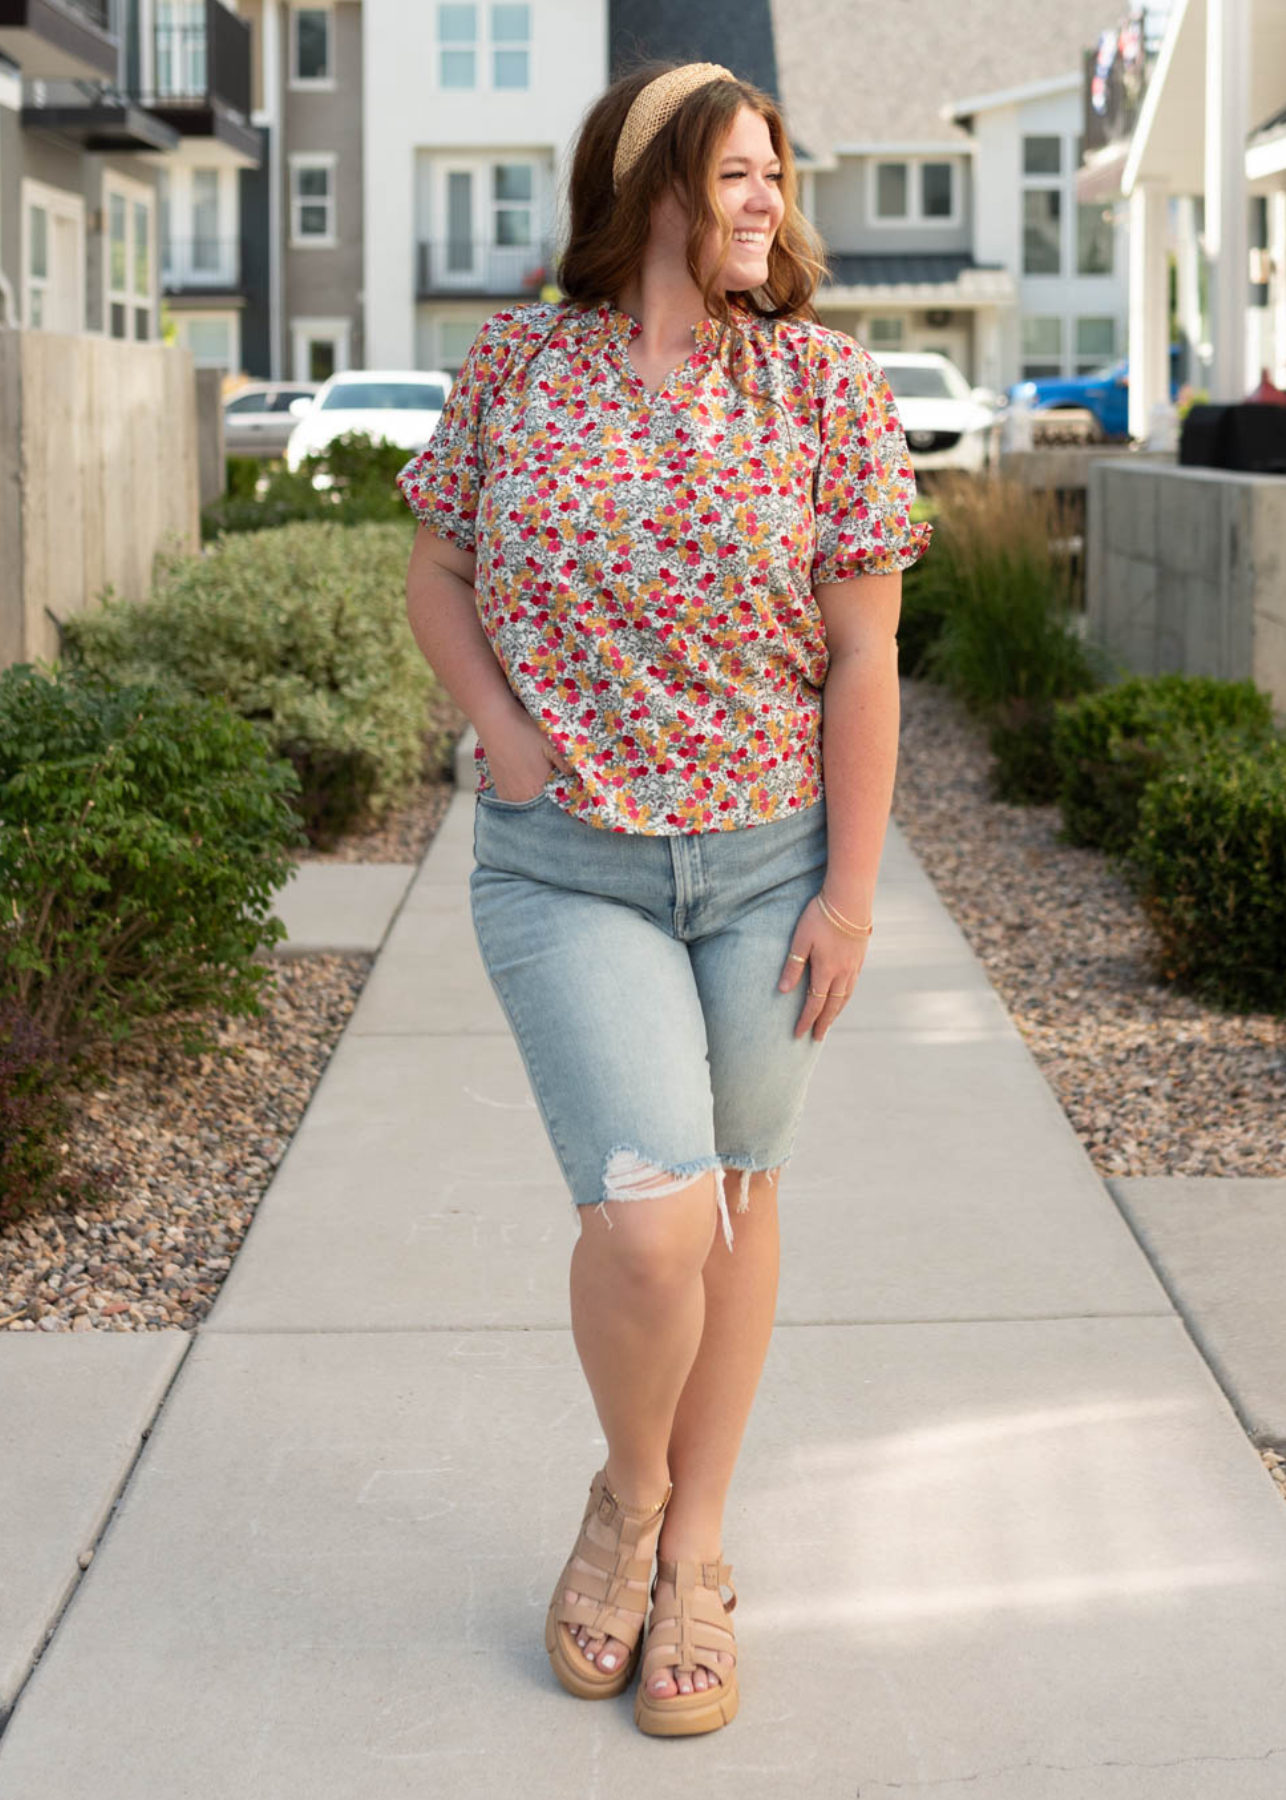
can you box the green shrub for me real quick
[225,454,262,501]
[896,497,952,679]
[1124,737,1286,1014]
[1052,674,1279,857]
[916,472,1111,802]
[64,521,443,846]
[203,431,416,539]
[0,663,302,1059]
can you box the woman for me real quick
[397,60,931,1738]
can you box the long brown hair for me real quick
[555,61,830,403]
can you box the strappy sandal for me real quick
[544,1468,672,1700]
[634,1556,739,1736]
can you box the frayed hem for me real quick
[577,1147,787,1252]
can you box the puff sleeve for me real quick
[395,309,516,549]
[810,334,933,587]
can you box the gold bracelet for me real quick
[816,891,874,938]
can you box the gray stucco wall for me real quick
[812,153,973,258]
[0,104,21,319]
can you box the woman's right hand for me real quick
[483,705,572,802]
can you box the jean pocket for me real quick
[476,782,554,813]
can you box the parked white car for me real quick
[873,351,1000,473]
[284,368,453,472]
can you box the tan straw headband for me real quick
[612,62,739,193]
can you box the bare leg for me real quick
[648,1167,780,1698]
[560,1171,720,1675]
[560,1168,781,1694]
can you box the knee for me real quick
[586,1164,719,1293]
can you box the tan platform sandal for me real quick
[544,1469,672,1700]
[634,1556,739,1737]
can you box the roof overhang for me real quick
[1123,0,1286,193]
[822,267,1017,308]
[943,71,1080,121]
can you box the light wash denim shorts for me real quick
[469,788,830,1251]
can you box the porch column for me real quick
[1174,195,1205,386]
[1127,180,1169,440]
[1205,0,1250,399]
[263,0,282,380]
[1270,185,1286,389]
[974,307,1003,394]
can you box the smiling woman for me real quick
[395,57,932,1741]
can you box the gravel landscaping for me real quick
[890,677,1286,1181]
[3,676,1282,1414]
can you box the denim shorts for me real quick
[469,786,830,1251]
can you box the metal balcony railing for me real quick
[416,238,554,298]
[140,0,250,119]
[161,235,241,290]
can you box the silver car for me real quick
[223,382,321,458]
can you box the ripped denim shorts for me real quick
[469,787,830,1252]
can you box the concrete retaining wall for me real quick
[0,330,201,670]
[1086,459,1286,721]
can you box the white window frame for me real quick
[1074,314,1117,373]
[431,155,540,289]
[289,152,337,248]
[175,309,241,373]
[102,169,156,341]
[290,314,352,381]
[20,178,85,332]
[1020,313,1063,379]
[866,314,905,350]
[289,2,335,91]
[867,156,960,228]
[434,2,531,93]
[1021,133,1067,279]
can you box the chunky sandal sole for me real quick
[544,1470,670,1701]
[545,1606,640,1699]
[635,1671,740,1736]
[636,1555,740,1737]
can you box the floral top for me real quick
[396,298,931,834]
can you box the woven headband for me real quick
[612,63,739,193]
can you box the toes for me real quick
[676,1671,693,1695]
[648,1670,678,1698]
[692,1669,708,1691]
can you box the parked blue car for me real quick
[1007,347,1183,440]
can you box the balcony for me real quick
[0,0,117,81]
[416,238,555,300]
[137,0,257,166]
[1077,4,1171,200]
[161,234,242,295]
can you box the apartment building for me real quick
[0,0,258,353]
[233,0,363,380]
[362,0,603,376]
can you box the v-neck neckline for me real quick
[594,301,734,404]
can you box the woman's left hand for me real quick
[778,895,870,1041]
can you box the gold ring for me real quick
[808,987,827,997]
[786,952,807,963]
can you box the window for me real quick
[1021,315,1062,379]
[291,6,332,85]
[1023,136,1061,176]
[920,163,953,218]
[493,163,533,246]
[290,155,336,244]
[1077,202,1113,276]
[438,4,476,86]
[436,3,529,89]
[22,180,84,332]
[104,176,154,340]
[28,203,48,329]
[1023,189,1061,275]
[871,158,956,225]
[155,0,206,100]
[1075,316,1115,373]
[225,389,272,415]
[183,316,234,369]
[875,162,908,219]
[867,315,904,350]
[439,318,482,375]
[192,167,220,271]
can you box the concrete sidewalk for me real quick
[3,753,1286,1797]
